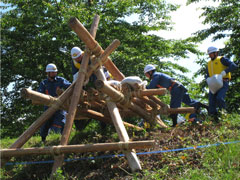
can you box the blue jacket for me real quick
[146,72,174,90]
[38,76,71,110]
[206,56,237,79]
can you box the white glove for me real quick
[220,71,226,77]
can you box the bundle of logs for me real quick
[21,79,194,130]
[0,15,195,177]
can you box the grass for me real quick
[0,113,240,180]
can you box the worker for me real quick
[206,46,238,122]
[38,63,71,142]
[71,47,109,131]
[103,66,114,81]
[144,64,208,127]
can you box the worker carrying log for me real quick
[144,64,208,127]
[38,63,71,142]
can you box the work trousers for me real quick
[170,83,200,125]
[170,84,199,109]
[40,110,66,139]
[208,80,229,115]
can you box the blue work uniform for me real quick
[206,56,237,115]
[38,76,71,140]
[146,72,200,109]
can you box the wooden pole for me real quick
[51,15,101,175]
[131,88,167,97]
[95,80,168,128]
[86,39,120,80]
[76,109,143,130]
[149,95,169,108]
[1,140,154,158]
[166,107,196,114]
[95,64,142,171]
[21,85,142,130]
[68,17,125,81]
[21,88,68,109]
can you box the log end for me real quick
[21,88,28,98]
[68,17,78,27]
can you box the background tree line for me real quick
[1,0,239,138]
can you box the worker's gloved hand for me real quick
[220,71,226,77]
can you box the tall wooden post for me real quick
[95,67,142,172]
[51,15,101,176]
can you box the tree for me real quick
[1,0,199,137]
[188,0,240,113]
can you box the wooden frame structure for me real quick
[0,15,195,177]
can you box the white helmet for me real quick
[46,63,58,72]
[207,46,218,54]
[71,47,82,59]
[144,64,156,74]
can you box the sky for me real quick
[154,0,227,82]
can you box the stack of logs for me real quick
[21,79,195,129]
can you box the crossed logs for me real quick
[0,15,195,177]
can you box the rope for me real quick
[51,98,63,110]
[5,140,240,166]
[84,47,92,55]
[50,146,61,156]
[91,43,102,56]
[78,68,87,76]
[118,141,129,151]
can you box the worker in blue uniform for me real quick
[144,64,208,127]
[38,63,71,142]
[206,46,238,122]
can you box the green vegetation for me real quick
[1,113,239,179]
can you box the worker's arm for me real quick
[220,57,238,74]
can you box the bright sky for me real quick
[154,0,227,82]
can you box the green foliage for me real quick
[180,143,240,180]
[1,0,200,138]
[188,0,240,113]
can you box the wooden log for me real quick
[166,107,195,114]
[131,88,167,97]
[0,140,154,158]
[21,88,68,109]
[86,39,121,80]
[107,101,142,171]
[138,97,159,110]
[21,84,141,130]
[95,66,142,171]
[21,88,56,106]
[95,80,168,128]
[68,17,125,81]
[51,15,101,175]
[131,97,148,110]
[149,95,168,108]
